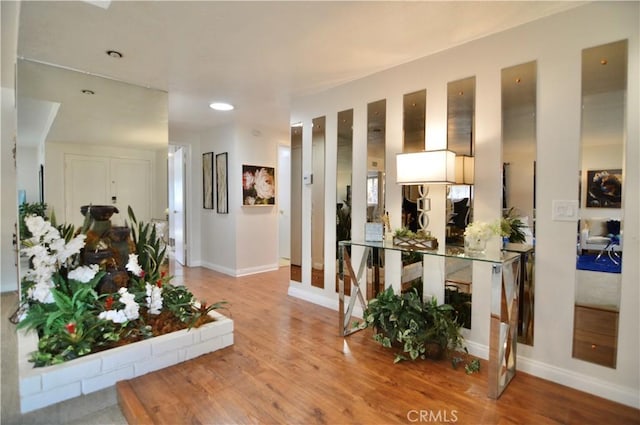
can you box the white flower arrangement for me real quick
[145,282,163,315]
[21,215,87,304]
[99,287,140,323]
[67,264,100,283]
[463,220,501,242]
[125,253,145,277]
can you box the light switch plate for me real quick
[552,200,579,221]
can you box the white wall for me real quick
[1,87,18,293]
[1,0,20,293]
[289,2,639,408]
[195,123,286,276]
[16,146,39,204]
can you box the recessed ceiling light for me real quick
[209,102,234,111]
[106,50,123,58]
[81,89,95,95]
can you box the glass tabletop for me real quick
[339,239,520,264]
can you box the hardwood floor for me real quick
[118,266,639,424]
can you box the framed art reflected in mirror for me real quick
[586,169,622,208]
[216,153,229,214]
[203,152,214,209]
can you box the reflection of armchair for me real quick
[580,219,622,252]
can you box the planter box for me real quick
[18,311,233,413]
[393,236,438,250]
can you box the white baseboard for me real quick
[287,285,338,311]
[236,263,279,277]
[516,355,640,409]
[200,261,279,277]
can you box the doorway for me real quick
[278,144,291,266]
[169,145,187,266]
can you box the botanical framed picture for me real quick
[203,152,214,209]
[216,152,229,214]
[586,169,622,208]
[242,164,276,206]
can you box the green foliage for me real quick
[127,206,166,288]
[445,285,472,329]
[18,202,47,239]
[501,207,527,243]
[162,284,228,328]
[16,271,122,366]
[362,287,471,368]
[393,227,435,240]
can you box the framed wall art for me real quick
[216,152,229,213]
[203,152,214,209]
[242,164,276,206]
[586,169,622,208]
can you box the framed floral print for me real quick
[242,165,275,206]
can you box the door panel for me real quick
[110,158,151,224]
[64,154,110,225]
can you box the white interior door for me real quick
[64,154,151,227]
[278,145,291,261]
[110,158,151,225]
[64,154,110,225]
[171,146,186,265]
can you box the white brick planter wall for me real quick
[18,311,234,413]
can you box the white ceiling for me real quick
[15,1,586,143]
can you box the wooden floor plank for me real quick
[119,265,640,425]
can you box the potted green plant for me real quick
[501,207,527,243]
[361,287,467,365]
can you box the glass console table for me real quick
[338,239,521,399]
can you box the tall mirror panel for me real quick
[445,76,475,329]
[402,90,426,233]
[336,109,353,250]
[311,116,326,289]
[502,62,537,345]
[16,59,168,230]
[290,125,303,282]
[367,100,386,297]
[401,90,426,293]
[336,110,353,294]
[573,40,627,368]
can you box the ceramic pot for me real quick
[97,267,130,294]
[80,205,119,221]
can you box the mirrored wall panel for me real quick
[402,89,426,233]
[16,59,168,229]
[311,116,326,289]
[573,40,627,368]
[502,61,537,345]
[336,109,353,252]
[367,100,386,224]
[401,90,426,293]
[367,100,387,296]
[290,125,303,282]
[444,76,475,329]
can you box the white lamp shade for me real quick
[455,155,475,185]
[396,150,456,184]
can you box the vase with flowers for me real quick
[463,221,500,255]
